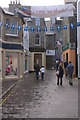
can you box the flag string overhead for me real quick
[0,21,80,32]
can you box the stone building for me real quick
[55,18,63,61]
[45,19,56,69]
[62,0,77,76]
[28,18,46,71]
[0,7,24,80]
[8,1,46,71]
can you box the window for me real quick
[35,34,40,46]
[6,18,18,36]
[35,18,40,26]
[5,52,18,77]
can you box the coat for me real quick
[59,66,64,77]
[34,64,40,72]
[67,64,74,75]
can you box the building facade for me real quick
[0,7,24,80]
[23,18,29,74]
[45,19,56,69]
[28,18,46,71]
[62,0,77,76]
[77,0,80,78]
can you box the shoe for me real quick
[69,82,73,85]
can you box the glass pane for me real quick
[6,18,18,35]
[5,52,18,77]
[35,18,40,26]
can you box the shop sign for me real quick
[62,43,69,51]
[46,50,55,56]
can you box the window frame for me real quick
[35,34,41,46]
[35,18,40,26]
[6,18,18,36]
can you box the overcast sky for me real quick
[0,0,64,8]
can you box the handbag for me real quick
[56,70,59,75]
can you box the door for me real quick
[34,54,42,68]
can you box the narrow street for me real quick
[2,70,78,118]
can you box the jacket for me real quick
[59,66,64,77]
[67,64,74,75]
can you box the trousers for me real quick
[68,74,73,84]
[57,75,62,85]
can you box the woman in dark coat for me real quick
[57,64,64,86]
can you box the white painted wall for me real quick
[77,0,80,78]
[23,23,29,73]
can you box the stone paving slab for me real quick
[2,79,18,96]
[2,70,78,118]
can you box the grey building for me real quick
[45,19,56,69]
[9,2,46,71]
[27,18,46,71]
[0,7,24,80]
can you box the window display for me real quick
[5,52,18,76]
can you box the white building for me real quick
[23,18,30,74]
[77,0,80,78]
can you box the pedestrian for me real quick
[40,66,45,80]
[67,61,74,85]
[56,60,59,71]
[64,59,68,77]
[56,64,64,86]
[34,64,40,80]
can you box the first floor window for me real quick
[35,34,40,46]
[6,18,18,36]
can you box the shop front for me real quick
[5,52,18,77]
[1,49,24,80]
[62,44,76,76]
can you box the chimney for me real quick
[18,0,20,4]
[16,0,17,4]
[13,0,15,4]
[10,0,12,4]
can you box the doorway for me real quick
[34,54,42,68]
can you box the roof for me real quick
[2,8,14,16]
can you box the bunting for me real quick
[0,21,80,32]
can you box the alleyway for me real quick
[2,70,78,118]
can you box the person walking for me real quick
[64,60,68,77]
[56,60,59,71]
[67,61,74,85]
[57,64,64,86]
[40,66,45,80]
[34,64,40,80]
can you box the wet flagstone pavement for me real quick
[2,70,78,118]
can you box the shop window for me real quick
[35,34,40,46]
[6,18,18,36]
[5,52,18,76]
